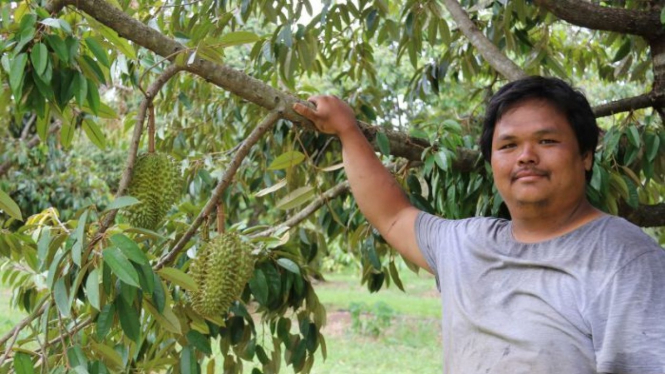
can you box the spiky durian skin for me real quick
[189,232,255,317]
[123,152,181,230]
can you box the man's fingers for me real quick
[293,102,317,120]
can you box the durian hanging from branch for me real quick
[122,104,182,230]
[189,203,256,318]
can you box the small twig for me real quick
[250,181,350,238]
[54,305,71,368]
[148,104,156,154]
[20,114,37,140]
[217,202,225,234]
[0,298,50,364]
[155,108,284,269]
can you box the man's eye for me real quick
[540,139,557,144]
[498,143,515,150]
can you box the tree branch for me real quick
[155,108,284,269]
[250,181,351,239]
[534,0,664,38]
[46,0,665,230]
[620,202,665,227]
[441,0,527,81]
[593,92,662,117]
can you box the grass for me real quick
[0,267,443,373]
[0,283,24,338]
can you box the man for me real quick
[292,76,665,373]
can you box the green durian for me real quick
[189,232,255,317]
[123,152,181,230]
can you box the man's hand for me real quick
[292,95,358,137]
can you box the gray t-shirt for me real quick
[415,212,665,374]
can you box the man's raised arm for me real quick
[293,96,431,273]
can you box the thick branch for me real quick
[534,0,664,38]
[441,0,527,81]
[593,92,662,117]
[155,109,284,269]
[250,181,351,238]
[53,0,429,162]
[620,203,665,227]
[47,0,665,231]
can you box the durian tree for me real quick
[1,0,665,372]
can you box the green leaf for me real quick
[248,269,269,305]
[109,234,148,265]
[103,247,140,287]
[73,72,88,106]
[104,196,140,212]
[646,132,660,162]
[661,7,665,24]
[0,189,22,221]
[85,37,110,67]
[151,272,166,313]
[9,53,28,97]
[116,297,140,342]
[137,263,155,294]
[72,209,89,266]
[275,186,315,210]
[180,346,196,374]
[45,34,69,63]
[30,42,48,76]
[217,31,260,48]
[268,151,306,170]
[13,352,34,374]
[82,118,107,149]
[88,17,136,59]
[54,278,71,317]
[96,303,115,340]
[157,267,198,291]
[60,123,75,149]
[376,131,390,156]
[86,268,100,310]
[627,125,640,148]
[86,80,100,115]
[186,330,212,355]
[276,258,300,274]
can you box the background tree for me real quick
[0,0,664,372]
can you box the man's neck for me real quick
[509,199,603,243]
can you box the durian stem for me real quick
[148,104,156,153]
[155,108,284,270]
[217,203,225,234]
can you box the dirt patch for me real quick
[321,310,352,337]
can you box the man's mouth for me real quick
[511,168,549,182]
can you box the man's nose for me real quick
[517,144,538,164]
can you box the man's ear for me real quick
[582,151,593,171]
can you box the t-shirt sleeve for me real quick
[588,249,665,374]
[414,211,456,277]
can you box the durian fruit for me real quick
[123,152,181,230]
[189,232,255,317]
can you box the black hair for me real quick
[480,76,599,181]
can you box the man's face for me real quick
[490,99,592,211]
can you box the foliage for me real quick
[349,301,394,337]
[0,0,664,373]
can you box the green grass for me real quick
[0,283,25,338]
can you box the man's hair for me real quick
[479,76,599,181]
